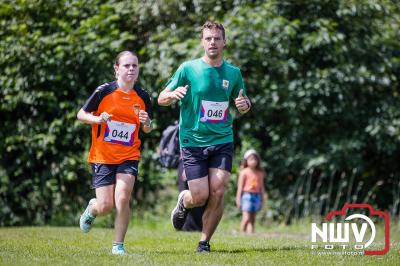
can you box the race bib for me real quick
[104,120,136,146]
[200,100,229,123]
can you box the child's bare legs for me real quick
[247,213,256,233]
[240,211,251,233]
[240,212,257,233]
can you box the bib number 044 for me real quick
[104,120,136,146]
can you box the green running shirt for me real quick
[165,58,246,147]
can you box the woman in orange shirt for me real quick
[77,51,153,255]
[236,149,266,233]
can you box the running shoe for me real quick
[171,190,188,230]
[79,198,96,233]
[197,241,211,253]
[112,244,126,255]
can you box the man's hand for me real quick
[235,89,251,114]
[169,85,188,101]
[158,85,188,106]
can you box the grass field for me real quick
[0,218,399,266]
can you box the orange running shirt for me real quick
[242,168,264,193]
[82,81,152,164]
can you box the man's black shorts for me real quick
[181,142,233,181]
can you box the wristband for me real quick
[144,119,152,127]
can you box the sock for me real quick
[181,190,189,210]
[113,241,124,247]
[199,240,209,246]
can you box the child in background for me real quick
[236,149,266,233]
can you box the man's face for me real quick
[201,28,225,59]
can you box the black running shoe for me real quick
[171,190,188,230]
[197,241,211,253]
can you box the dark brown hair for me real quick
[114,51,137,66]
[200,21,225,41]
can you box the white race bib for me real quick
[104,120,136,146]
[200,100,229,123]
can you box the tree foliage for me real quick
[1,0,399,225]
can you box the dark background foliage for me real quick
[1,0,399,225]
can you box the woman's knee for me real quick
[115,194,131,208]
[95,200,114,214]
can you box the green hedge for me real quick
[1,0,399,225]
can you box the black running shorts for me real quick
[181,142,233,180]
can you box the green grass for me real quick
[0,218,399,266]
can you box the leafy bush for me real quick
[1,0,399,225]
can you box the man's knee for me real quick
[210,186,225,200]
[190,191,209,207]
[209,168,230,200]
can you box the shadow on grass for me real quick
[215,246,307,254]
[124,245,307,255]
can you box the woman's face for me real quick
[247,155,258,168]
[114,53,139,83]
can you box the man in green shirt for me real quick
[158,21,251,253]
